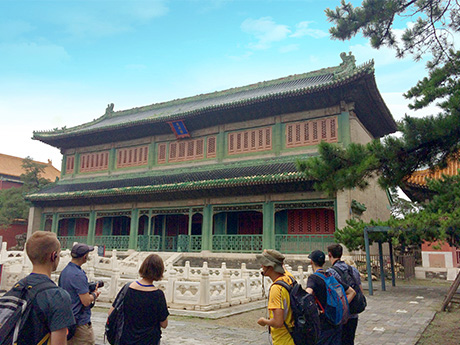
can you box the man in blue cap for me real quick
[59,243,101,345]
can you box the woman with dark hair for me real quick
[108,254,169,345]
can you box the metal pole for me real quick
[364,227,373,295]
[378,241,386,291]
[389,241,396,287]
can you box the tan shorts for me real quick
[68,323,95,345]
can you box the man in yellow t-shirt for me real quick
[256,249,295,345]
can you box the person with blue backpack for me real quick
[327,244,366,345]
[306,250,356,345]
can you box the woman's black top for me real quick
[120,287,169,345]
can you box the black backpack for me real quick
[105,282,131,345]
[0,278,58,345]
[274,276,320,345]
[331,265,366,314]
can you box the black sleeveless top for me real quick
[120,287,169,345]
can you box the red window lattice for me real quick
[207,136,217,158]
[287,209,335,234]
[285,117,338,148]
[228,127,272,155]
[80,151,109,172]
[116,145,149,168]
[66,155,75,174]
[158,143,167,164]
[168,138,204,162]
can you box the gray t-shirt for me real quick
[18,273,75,345]
[327,260,362,318]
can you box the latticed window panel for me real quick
[285,116,338,148]
[158,143,167,164]
[287,209,336,234]
[66,155,75,174]
[116,145,149,168]
[168,138,205,162]
[207,136,217,158]
[80,151,109,172]
[228,127,272,155]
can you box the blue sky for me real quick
[0,0,437,169]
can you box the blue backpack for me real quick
[314,271,349,326]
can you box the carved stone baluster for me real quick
[199,262,210,307]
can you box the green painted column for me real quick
[201,205,213,251]
[147,210,153,236]
[74,153,80,177]
[51,213,59,234]
[217,129,225,162]
[129,208,139,249]
[148,143,155,168]
[273,122,282,155]
[339,111,351,147]
[263,202,275,249]
[40,214,46,231]
[61,156,66,179]
[87,211,96,245]
[109,148,116,172]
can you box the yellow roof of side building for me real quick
[0,153,60,182]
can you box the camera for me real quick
[88,281,104,292]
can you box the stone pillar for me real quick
[110,250,120,301]
[27,206,43,238]
[262,201,275,249]
[165,266,176,304]
[199,262,210,306]
[87,211,96,245]
[129,208,139,250]
[201,205,213,252]
[241,263,250,299]
[184,261,190,280]
[51,213,59,234]
[222,262,231,304]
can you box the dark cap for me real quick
[71,243,94,258]
[309,250,326,265]
[256,249,285,274]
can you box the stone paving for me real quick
[92,284,445,345]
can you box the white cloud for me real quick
[381,92,442,121]
[241,17,291,50]
[290,21,328,39]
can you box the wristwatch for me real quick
[90,292,97,308]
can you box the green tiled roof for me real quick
[33,52,388,145]
[27,155,311,201]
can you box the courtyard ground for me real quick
[92,279,455,345]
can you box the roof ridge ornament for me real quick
[334,52,357,77]
[105,103,115,116]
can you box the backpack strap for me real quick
[113,282,132,308]
[272,277,296,338]
[331,265,347,283]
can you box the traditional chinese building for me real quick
[28,53,396,254]
[0,153,60,248]
[403,159,460,279]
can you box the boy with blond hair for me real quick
[7,231,74,345]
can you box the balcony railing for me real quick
[212,234,263,253]
[95,235,130,250]
[275,234,335,254]
[58,236,88,249]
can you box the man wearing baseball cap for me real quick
[59,243,101,345]
[256,249,295,345]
